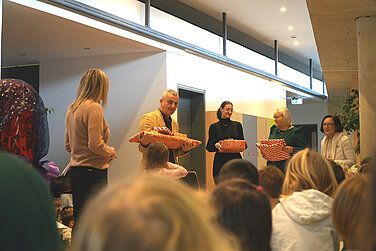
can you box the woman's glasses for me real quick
[323,123,335,127]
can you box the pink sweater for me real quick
[65,101,113,170]
[144,162,188,180]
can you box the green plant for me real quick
[335,89,359,154]
[45,106,55,114]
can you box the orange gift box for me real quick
[218,139,247,153]
[129,130,202,150]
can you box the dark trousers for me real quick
[70,166,108,223]
[213,153,242,183]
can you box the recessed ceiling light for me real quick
[294,41,299,45]
[288,26,293,30]
[280,7,286,12]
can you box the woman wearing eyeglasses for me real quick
[266,107,306,172]
[320,115,356,167]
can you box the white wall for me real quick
[287,102,328,152]
[166,51,286,118]
[35,0,289,187]
[39,47,286,188]
[40,51,167,185]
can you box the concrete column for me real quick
[356,15,376,159]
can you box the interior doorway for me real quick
[295,124,318,151]
[177,86,206,188]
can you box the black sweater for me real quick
[206,118,245,152]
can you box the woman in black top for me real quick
[206,101,246,182]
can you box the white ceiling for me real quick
[306,0,376,104]
[178,0,321,69]
[6,0,369,104]
[1,0,162,67]
[3,0,319,69]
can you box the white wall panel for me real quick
[40,51,167,186]
[166,51,286,119]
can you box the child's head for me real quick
[53,197,62,220]
[258,166,284,208]
[72,175,238,251]
[360,157,373,173]
[361,157,372,166]
[332,174,370,249]
[328,160,345,185]
[61,207,74,228]
[283,148,338,197]
[212,178,271,251]
[53,197,62,210]
[145,142,169,169]
[217,159,259,185]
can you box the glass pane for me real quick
[150,7,221,54]
[75,0,144,25]
[227,40,275,75]
[278,63,310,89]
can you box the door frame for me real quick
[177,84,206,188]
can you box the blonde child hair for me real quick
[282,148,338,197]
[72,175,239,251]
[332,174,370,249]
[145,142,169,169]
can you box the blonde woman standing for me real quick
[267,107,306,172]
[65,69,117,222]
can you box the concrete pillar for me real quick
[357,15,376,159]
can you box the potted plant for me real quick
[335,89,359,154]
